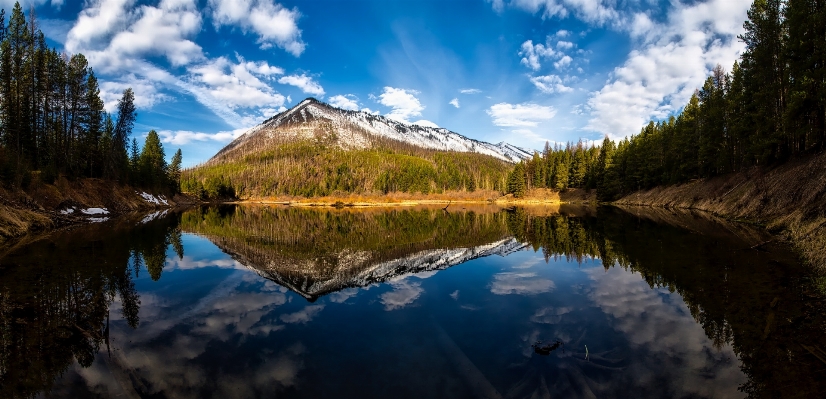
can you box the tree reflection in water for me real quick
[0,205,823,398]
[0,214,183,398]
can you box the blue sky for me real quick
[20,0,750,166]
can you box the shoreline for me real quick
[612,151,826,270]
[0,178,188,246]
[226,187,597,208]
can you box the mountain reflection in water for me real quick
[0,205,823,399]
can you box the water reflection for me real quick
[0,205,823,398]
[0,214,183,398]
[180,205,523,301]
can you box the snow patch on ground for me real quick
[60,208,75,215]
[81,208,109,215]
[88,217,109,223]
[138,192,169,206]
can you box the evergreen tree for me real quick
[111,88,136,179]
[507,162,526,197]
[139,130,166,190]
[552,156,568,190]
[168,148,182,192]
[130,137,139,181]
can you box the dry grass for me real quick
[234,188,593,208]
[615,150,826,270]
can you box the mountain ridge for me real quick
[209,97,533,164]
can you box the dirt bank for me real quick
[615,150,826,269]
[0,177,192,245]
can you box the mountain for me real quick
[183,98,532,198]
[209,98,532,165]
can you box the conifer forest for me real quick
[0,3,181,192]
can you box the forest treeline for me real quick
[508,0,826,201]
[0,3,181,192]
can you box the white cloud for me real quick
[62,0,304,129]
[507,0,620,25]
[529,74,573,94]
[413,120,439,128]
[489,0,506,13]
[518,39,557,71]
[329,94,360,111]
[6,0,57,6]
[278,74,325,97]
[190,57,287,109]
[510,128,552,143]
[585,0,749,139]
[586,266,747,395]
[112,0,203,66]
[208,0,305,56]
[66,0,137,58]
[99,75,172,112]
[280,305,325,324]
[449,98,460,108]
[556,40,574,50]
[67,0,205,70]
[377,87,425,123]
[555,29,570,38]
[459,88,482,94]
[553,55,573,70]
[157,127,249,145]
[380,280,423,311]
[490,272,555,295]
[487,102,556,127]
[327,288,360,303]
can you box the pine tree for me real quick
[168,148,182,192]
[130,138,140,184]
[507,162,526,198]
[111,88,136,179]
[139,130,166,190]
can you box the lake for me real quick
[1,205,824,398]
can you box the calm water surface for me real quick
[1,205,824,399]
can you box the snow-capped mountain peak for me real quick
[210,98,533,164]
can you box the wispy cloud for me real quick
[529,74,573,94]
[157,128,249,145]
[278,74,325,97]
[487,102,556,127]
[329,94,360,110]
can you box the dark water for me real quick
[1,205,825,399]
